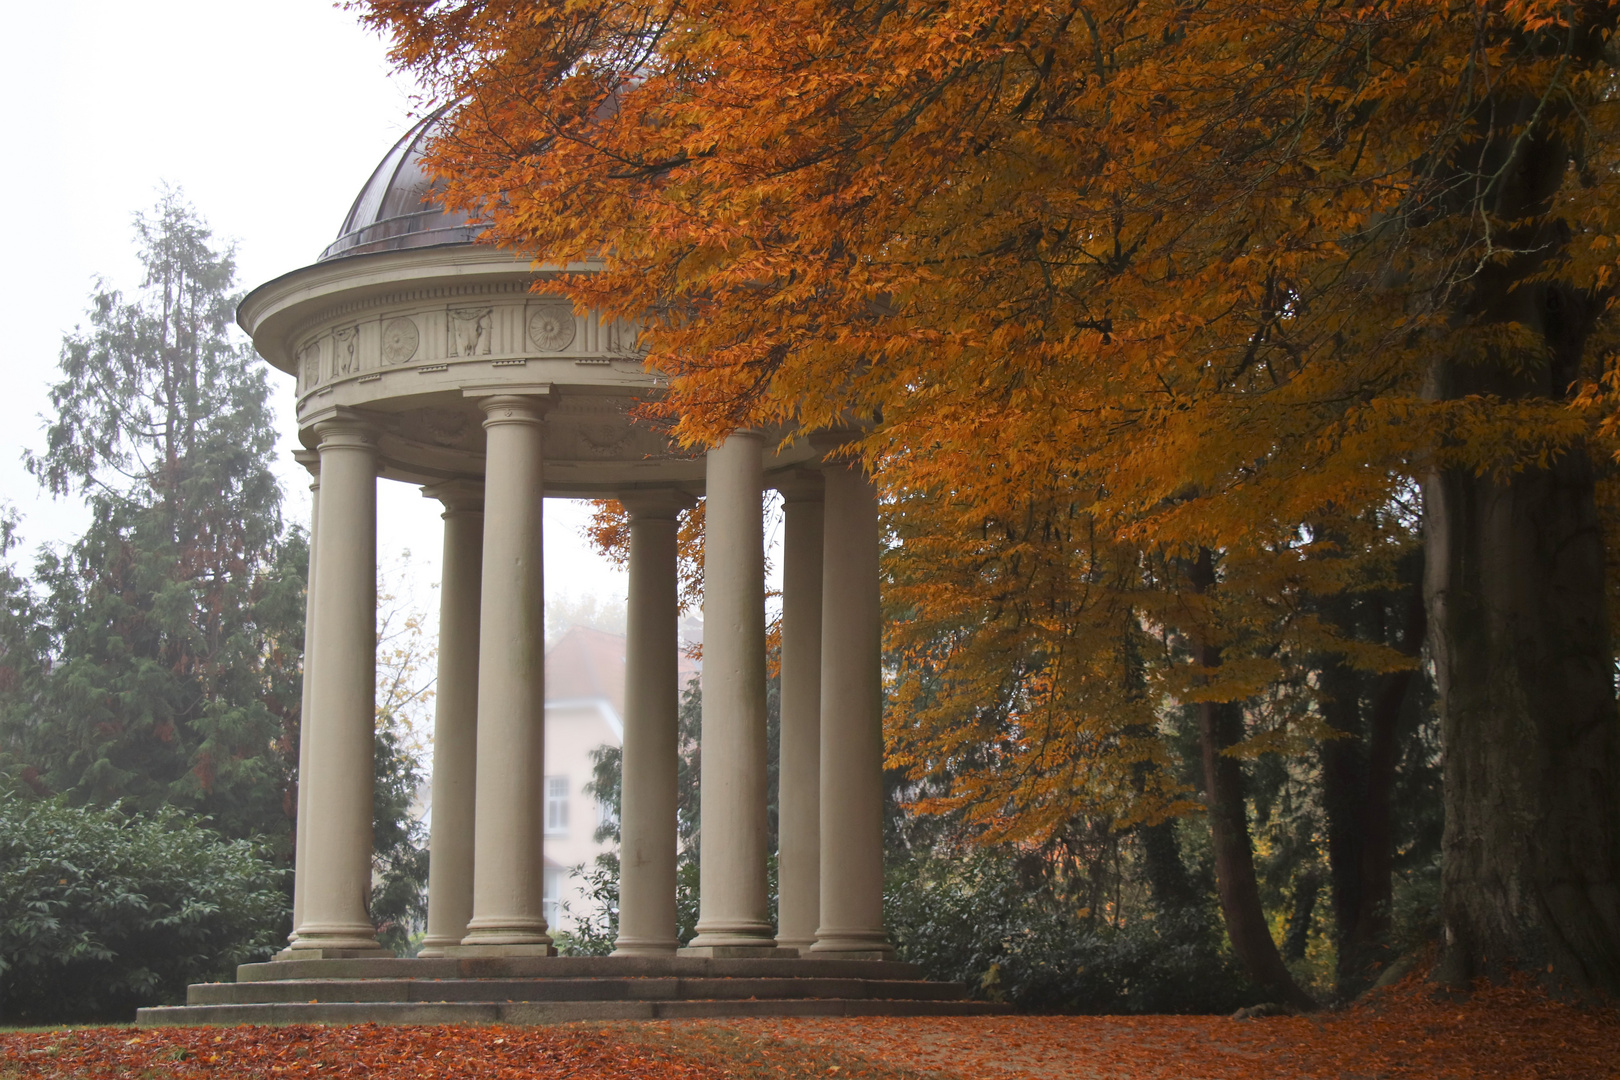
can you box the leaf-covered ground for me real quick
[2,975,1615,1079]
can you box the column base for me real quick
[278,926,387,959]
[460,920,553,949]
[773,937,817,956]
[442,942,558,958]
[273,945,390,962]
[610,936,679,957]
[414,935,465,959]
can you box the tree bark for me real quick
[1188,549,1315,1009]
[1424,20,1620,993]
[1426,443,1620,992]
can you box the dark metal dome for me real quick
[319,109,482,262]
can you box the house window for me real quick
[543,866,563,930]
[545,775,569,834]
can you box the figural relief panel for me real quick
[527,306,576,353]
[604,317,646,357]
[380,317,420,365]
[332,325,362,378]
[299,339,323,392]
[448,307,494,357]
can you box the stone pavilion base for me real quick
[134,955,1009,1026]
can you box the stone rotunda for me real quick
[138,114,997,1024]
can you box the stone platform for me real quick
[135,955,1010,1026]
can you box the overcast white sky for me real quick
[0,0,632,624]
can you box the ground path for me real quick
[1,975,1614,1079]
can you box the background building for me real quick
[532,622,700,932]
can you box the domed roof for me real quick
[318,109,483,262]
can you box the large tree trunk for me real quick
[1424,21,1620,992]
[1188,550,1315,1009]
[1426,444,1620,992]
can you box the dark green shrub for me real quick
[887,851,1260,1014]
[0,795,287,1023]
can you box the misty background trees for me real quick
[0,195,428,1020]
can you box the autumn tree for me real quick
[363,0,1620,994]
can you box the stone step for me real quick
[190,976,969,1006]
[138,997,1011,1028]
[236,955,925,983]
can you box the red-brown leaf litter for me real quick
[3,974,1616,1079]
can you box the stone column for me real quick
[289,413,384,954]
[459,394,554,952]
[812,460,894,958]
[774,471,825,954]
[612,490,690,956]
[289,450,320,945]
[685,430,784,954]
[418,482,485,958]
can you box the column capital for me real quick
[708,427,766,447]
[423,480,486,515]
[292,448,321,480]
[618,488,696,521]
[807,428,866,455]
[310,408,380,451]
[475,393,556,428]
[771,468,824,504]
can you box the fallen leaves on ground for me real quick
[0,1025,723,1080]
[686,974,1620,1080]
[2,973,1615,1079]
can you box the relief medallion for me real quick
[380,317,420,365]
[528,307,577,352]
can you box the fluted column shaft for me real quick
[812,462,894,957]
[291,416,383,953]
[419,484,485,957]
[461,395,553,950]
[612,492,687,956]
[775,475,825,954]
[687,431,776,949]
[289,451,320,945]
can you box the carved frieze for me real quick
[299,339,323,390]
[332,325,361,377]
[528,306,576,352]
[380,317,420,365]
[604,318,647,357]
[448,307,494,357]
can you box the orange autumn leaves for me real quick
[3,972,1617,1079]
[359,0,1620,835]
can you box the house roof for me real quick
[545,625,628,717]
[543,623,701,740]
